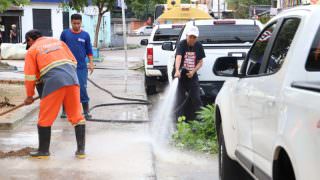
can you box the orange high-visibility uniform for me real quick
[24,37,85,127]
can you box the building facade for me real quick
[0,7,24,43]
[1,0,111,48]
[278,0,320,9]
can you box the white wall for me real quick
[212,0,227,13]
[21,3,63,39]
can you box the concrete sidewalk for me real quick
[0,49,155,179]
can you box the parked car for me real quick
[213,5,320,180]
[141,24,184,94]
[133,26,153,36]
[163,19,263,102]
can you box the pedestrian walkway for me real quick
[0,50,155,179]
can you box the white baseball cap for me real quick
[186,26,199,37]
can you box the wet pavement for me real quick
[148,83,219,180]
[0,37,219,179]
[0,46,155,179]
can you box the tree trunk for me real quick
[94,13,103,48]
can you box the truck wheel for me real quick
[145,75,157,95]
[219,126,252,180]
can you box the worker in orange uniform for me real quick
[23,29,86,159]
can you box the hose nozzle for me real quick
[180,67,189,79]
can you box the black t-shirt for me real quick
[176,39,206,72]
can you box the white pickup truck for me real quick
[141,24,183,94]
[163,19,263,102]
[213,5,320,180]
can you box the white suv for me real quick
[213,5,320,180]
[141,24,183,94]
[133,26,153,36]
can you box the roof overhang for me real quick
[0,6,24,17]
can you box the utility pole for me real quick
[217,0,221,18]
[121,0,128,92]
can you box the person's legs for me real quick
[175,80,187,121]
[188,80,203,120]
[38,88,66,127]
[77,68,91,119]
[63,85,86,159]
[63,85,85,126]
[30,88,66,158]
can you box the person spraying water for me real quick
[151,26,205,147]
[174,25,205,121]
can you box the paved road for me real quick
[0,37,219,180]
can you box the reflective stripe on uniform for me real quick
[40,59,77,77]
[25,75,37,81]
[74,119,86,126]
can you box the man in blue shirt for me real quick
[60,14,94,119]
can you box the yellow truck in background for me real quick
[154,0,213,24]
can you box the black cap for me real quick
[25,29,42,50]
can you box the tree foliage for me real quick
[125,0,165,20]
[126,0,192,20]
[66,0,117,47]
[0,0,29,12]
[226,0,271,18]
[66,0,194,46]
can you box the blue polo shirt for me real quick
[60,29,93,69]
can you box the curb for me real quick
[0,102,39,130]
[100,45,141,51]
[0,80,24,85]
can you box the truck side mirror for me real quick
[213,57,243,77]
[162,42,174,51]
[140,39,148,46]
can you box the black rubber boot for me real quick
[30,126,51,159]
[75,124,86,159]
[82,103,92,120]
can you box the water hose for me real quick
[173,92,190,114]
[93,66,143,71]
[86,70,150,123]
[86,66,190,123]
[87,78,150,104]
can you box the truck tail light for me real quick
[147,48,153,65]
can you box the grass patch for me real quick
[172,105,218,154]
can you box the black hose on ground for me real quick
[86,67,187,123]
[86,73,149,123]
[86,119,148,124]
[87,78,149,104]
[93,66,143,71]
[89,102,149,112]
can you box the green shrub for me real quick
[172,105,218,154]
